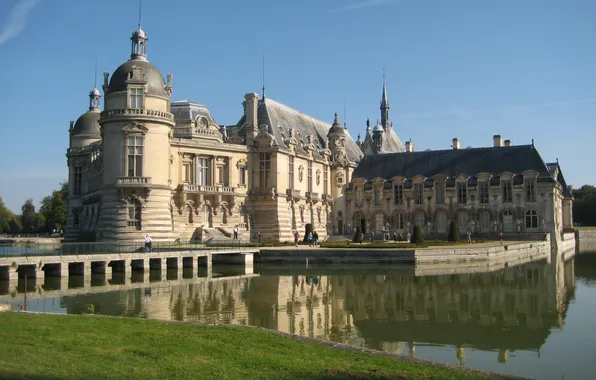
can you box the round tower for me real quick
[372,119,384,152]
[97,23,175,242]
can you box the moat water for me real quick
[3,251,596,380]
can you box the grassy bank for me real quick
[0,313,507,380]
[319,240,489,249]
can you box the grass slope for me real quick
[0,313,505,380]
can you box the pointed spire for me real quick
[88,59,101,111]
[130,1,148,61]
[381,68,389,107]
[262,54,266,100]
[333,112,340,126]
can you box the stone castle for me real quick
[64,23,573,243]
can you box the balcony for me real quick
[249,187,277,200]
[180,184,236,194]
[100,108,175,124]
[116,177,152,188]
[306,192,320,204]
[322,194,334,204]
[285,189,302,200]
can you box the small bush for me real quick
[448,221,460,242]
[411,225,424,244]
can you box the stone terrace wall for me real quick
[577,230,596,254]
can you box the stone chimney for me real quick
[452,138,460,150]
[244,93,260,146]
[493,135,503,147]
[504,139,512,147]
[405,140,415,152]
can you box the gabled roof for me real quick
[238,98,363,162]
[353,144,556,182]
[546,162,573,198]
[361,125,405,155]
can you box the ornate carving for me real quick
[316,169,321,185]
[129,65,144,80]
[299,205,305,223]
[298,166,304,182]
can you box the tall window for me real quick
[259,153,271,188]
[435,182,444,205]
[127,136,143,177]
[525,180,536,202]
[217,167,224,184]
[183,162,193,183]
[479,182,489,204]
[525,209,538,228]
[374,188,381,206]
[457,182,467,204]
[394,184,403,205]
[414,183,423,205]
[502,180,512,203]
[74,167,82,195]
[127,199,141,230]
[393,213,404,229]
[129,87,144,109]
[307,161,313,192]
[323,164,328,195]
[288,156,294,190]
[197,158,211,186]
[239,167,246,186]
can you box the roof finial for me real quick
[343,97,347,129]
[138,0,142,26]
[262,54,266,100]
[94,57,98,88]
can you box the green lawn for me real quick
[0,313,507,380]
[575,226,596,230]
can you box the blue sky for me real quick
[0,0,594,213]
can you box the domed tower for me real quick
[327,112,347,167]
[64,86,103,241]
[97,23,175,242]
[69,87,102,148]
[372,119,384,152]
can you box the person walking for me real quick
[499,231,504,244]
[233,225,239,239]
[467,230,472,244]
[307,232,313,247]
[294,231,300,247]
[313,231,319,247]
[144,234,152,253]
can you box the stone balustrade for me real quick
[100,108,174,123]
[116,177,152,187]
[181,184,236,194]
[285,189,302,200]
[306,191,320,203]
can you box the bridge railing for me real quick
[0,240,259,257]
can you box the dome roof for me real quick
[72,110,101,138]
[327,112,344,135]
[106,59,167,97]
[373,121,384,133]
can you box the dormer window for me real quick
[129,87,144,109]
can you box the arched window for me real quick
[392,212,405,230]
[479,210,491,231]
[457,210,468,232]
[525,209,538,229]
[434,210,447,233]
[413,211,425,228]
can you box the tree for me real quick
[9,216,22,234]
[448,220,460,242]
[411,225,424,244]
[39,182,68,233]
[573,185,596,226]
[20,199,37,233]
[0,197,13,233]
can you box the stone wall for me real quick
[576,230,596,254]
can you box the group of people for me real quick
[293,231,319,247]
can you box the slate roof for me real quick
[353,144,558,183]
[546,162,573,198]
[107,59,167,97]
[72,110,101,138]
[237,98,363,163]
[171,100,217,125]
[361,125,405,154]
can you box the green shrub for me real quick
[447,221,459,242]
[411,225,424,244]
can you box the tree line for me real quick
[0,182,68,235]
[573,185,596,226]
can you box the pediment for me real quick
[122,123,149,134]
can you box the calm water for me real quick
[3,253,596,380]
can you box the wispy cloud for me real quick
[331,0,400,13]
[397,97,596,120]
[0,0,40,44]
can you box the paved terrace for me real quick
[0,241,257,284]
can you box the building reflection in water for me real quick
[5,256,575,365]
